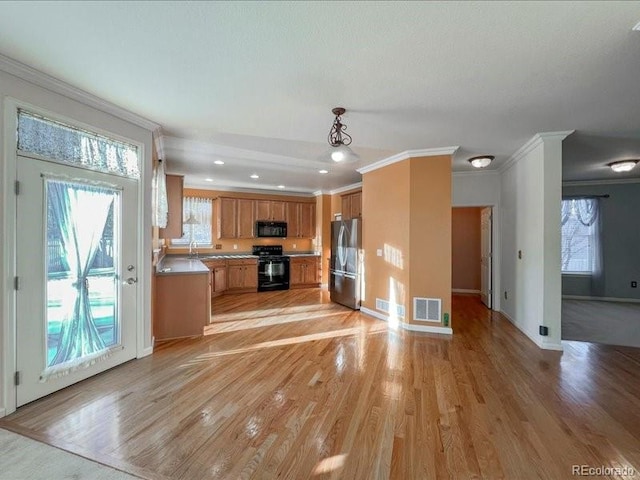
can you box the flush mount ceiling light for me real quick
[319,169,329,174]
[327,107,359,163]
[609,160,638,173]
[277,185,285,189]
[214,160,224,165]
[205,178,213,182]
[250,173,259,179]
[468,155,495,168]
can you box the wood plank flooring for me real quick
[2,291,640,479]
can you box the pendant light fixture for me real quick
[327,107,359,162]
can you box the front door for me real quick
[16,156,138,406]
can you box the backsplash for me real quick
[166,237,313,255]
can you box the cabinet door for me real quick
[350,192,362,219]
[242,264,258,289]
[304,259,319,284]
[227,265,245,289]
[255,200,270,221]
[237,199,255,238]
[289,260,304,285]
[286,202,300,238]
[299,203,316,238]
[214,267,227,293]
[159,174,184,238]
[271,201,286,221]
[217,197,237,239]
[341,195,352,220]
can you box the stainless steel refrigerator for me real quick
[330,218,362,309]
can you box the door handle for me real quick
[126,277,138,285]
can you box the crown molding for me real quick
[357,147,459,174]
[329,182,363,195]
[183,182,316,197]
[499,131,574,174]
[313,190,330,196]
[0,53,159,131]
[452,169,501,178]
[562,177,640,187]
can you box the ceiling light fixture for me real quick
[468,155,495,168]
[319,169,329,174]
[609,160,638,173]
[327,107,359,163]
[250,174,259,179]
[214,160,225,165]
[205,178,213,182]
[277,185,286,189]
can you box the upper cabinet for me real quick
[287,202,316,238]
[255,200,286,221]
[341,191,362,220]
[217,197,255,239]
[159,174,184,239]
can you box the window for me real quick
[561,198,599,274]
[172,197,213,245]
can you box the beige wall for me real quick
[362,155,452,327]
[408,156,452,325]
[362,161,411,317]
[452,207,482,291]
[167,188,315,254]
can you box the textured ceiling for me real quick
[1,1,639,192]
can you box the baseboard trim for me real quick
[360,307,453,335]
[499,310,564,352]
[139,346,154,358]
[452,289,481,294]
[0,408,5,418]
[562,295,640,304]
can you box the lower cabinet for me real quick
[226,259,258,293]
[204,260,228,297]
[290,257,320,288]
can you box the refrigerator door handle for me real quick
[344,273,356,279]
[332,270,345,277]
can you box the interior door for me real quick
[480,207,493,309]
[16,156,138,406]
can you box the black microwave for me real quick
[256,221,287,238]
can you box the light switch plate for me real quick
[376,249,383,257]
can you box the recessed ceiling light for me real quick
[609,160,638,173]
[250,174,259,179]
[205,178,213,182]
[277,185,285,189]
[633,21,640,31]
[214,160,225,165]
[319,169,329,174]
[468,155,495,168]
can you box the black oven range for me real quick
[253,245,290,292]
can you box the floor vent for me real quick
[376,298,405,318]
[376,298,389,313]
[414,297,441,322]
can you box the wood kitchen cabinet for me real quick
[159,174,184,239]
[341,191,362,220]
[226,259,258,293]
[286,202,316,238]
[255,200,286,221]
[204,260,227,297]
[290,256,320,288]
[217,197,255,239]
[154,272,210,339]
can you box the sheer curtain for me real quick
[44,180,116,379]
[173,197,213,245]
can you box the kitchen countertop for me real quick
[156,257,210,275]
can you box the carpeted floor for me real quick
[562,299,640,348]
[0,429,139,480]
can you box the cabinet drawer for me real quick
[227,259,258,266]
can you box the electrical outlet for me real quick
[632,281,638,288]
[293,243,297,249]
[504,291,508,300]
[233,244,238,250]
[215,244,222,250]
[376,249,383,257]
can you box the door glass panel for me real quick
[45,178,121,371]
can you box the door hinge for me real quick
[14,371,20,386]
[14,180,20,195]
[14,276,19,290]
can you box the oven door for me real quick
[258,258,290,291]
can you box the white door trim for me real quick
[451,202,501,312]
[1,98,151,416]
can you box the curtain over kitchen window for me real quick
[172,197,213,245]
[17,109,140,178]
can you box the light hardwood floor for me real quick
[2,291,640,479]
